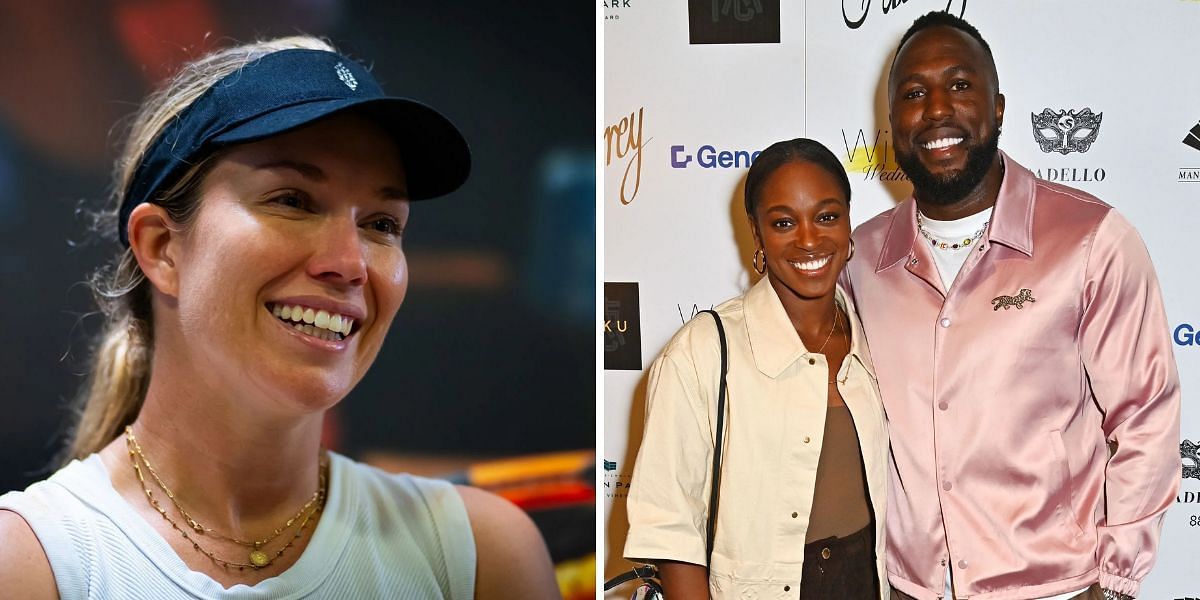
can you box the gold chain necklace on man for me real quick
[124,426,327,570]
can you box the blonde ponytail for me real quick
[64,35,338,461]
[66,315,151,461]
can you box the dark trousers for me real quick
[890,582,1103,600]
[800,524,879,600]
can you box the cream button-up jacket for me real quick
[624,276,890,599]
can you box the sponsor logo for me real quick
[841,128,910,182]
[605,282,643,370]
[677,303,715,323]
[603,459,632,499]
[605,107,650,205]
[1180,438,1200,532]
[1180,120,1200,182]
[1183,439,1200,481]
[688,0,780,44]
[603,0,632,21]
[1184,120,1200,151]
[1030,106,1107,185]
[1031,168,1106,183]
[1175,323,1198,346]
[333,63,357,91]
[843,0,968,30]
[670,144,760,169]
[1031,108,1102,155]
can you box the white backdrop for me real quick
[603,1,1199,597]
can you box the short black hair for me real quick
[744,138,851,216]
[890,11,997,87]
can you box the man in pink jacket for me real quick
[845,11,1181,600]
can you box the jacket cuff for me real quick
[1099,571,1139,598]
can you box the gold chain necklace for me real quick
[129,430,324,550]
[802,303,840,358]
[124,426,327,570]
[826,309,851,386]
[801,303,852,386]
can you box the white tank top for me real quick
[0,452,476,599]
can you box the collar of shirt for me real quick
[876,150,1037,273]
[743,275,877,381]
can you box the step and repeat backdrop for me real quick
[603,1,1199,597]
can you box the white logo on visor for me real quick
[334,63,358,91]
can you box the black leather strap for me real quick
[698,309,728,569]
[603,310,730,594]
[602,564,661,591]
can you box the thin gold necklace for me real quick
[803,303,841,357]
[124,426,327,570]
[826,310,851,386]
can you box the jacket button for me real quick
[784,585,791,592]
[803,436,811,444]
[938,401,948,411]
[821,547,831,559]
[791,512,798,518]
[958,559,968,569]
[808,358,816,365]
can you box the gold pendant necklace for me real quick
[124,426,327,570]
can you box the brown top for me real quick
[804,405,871,543]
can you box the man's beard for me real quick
[896,129,1000,206]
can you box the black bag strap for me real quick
[602,310,730,594]
[697,309,728,568]
[602,564,661,591]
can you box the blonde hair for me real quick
[65,36,337,462]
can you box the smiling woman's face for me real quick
[750,159,851,304]
[165,112,410,412]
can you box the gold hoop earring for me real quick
[847,239,855,261]
[752,248,766,274]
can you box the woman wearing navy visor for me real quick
[0,37,559,599]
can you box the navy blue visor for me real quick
[119,48,471,246]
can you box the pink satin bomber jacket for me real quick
[845,152,1181,600]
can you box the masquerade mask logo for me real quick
[1183,440,1200,481]
[1031,108,1103,155]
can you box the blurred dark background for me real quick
[0,0,595,494]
